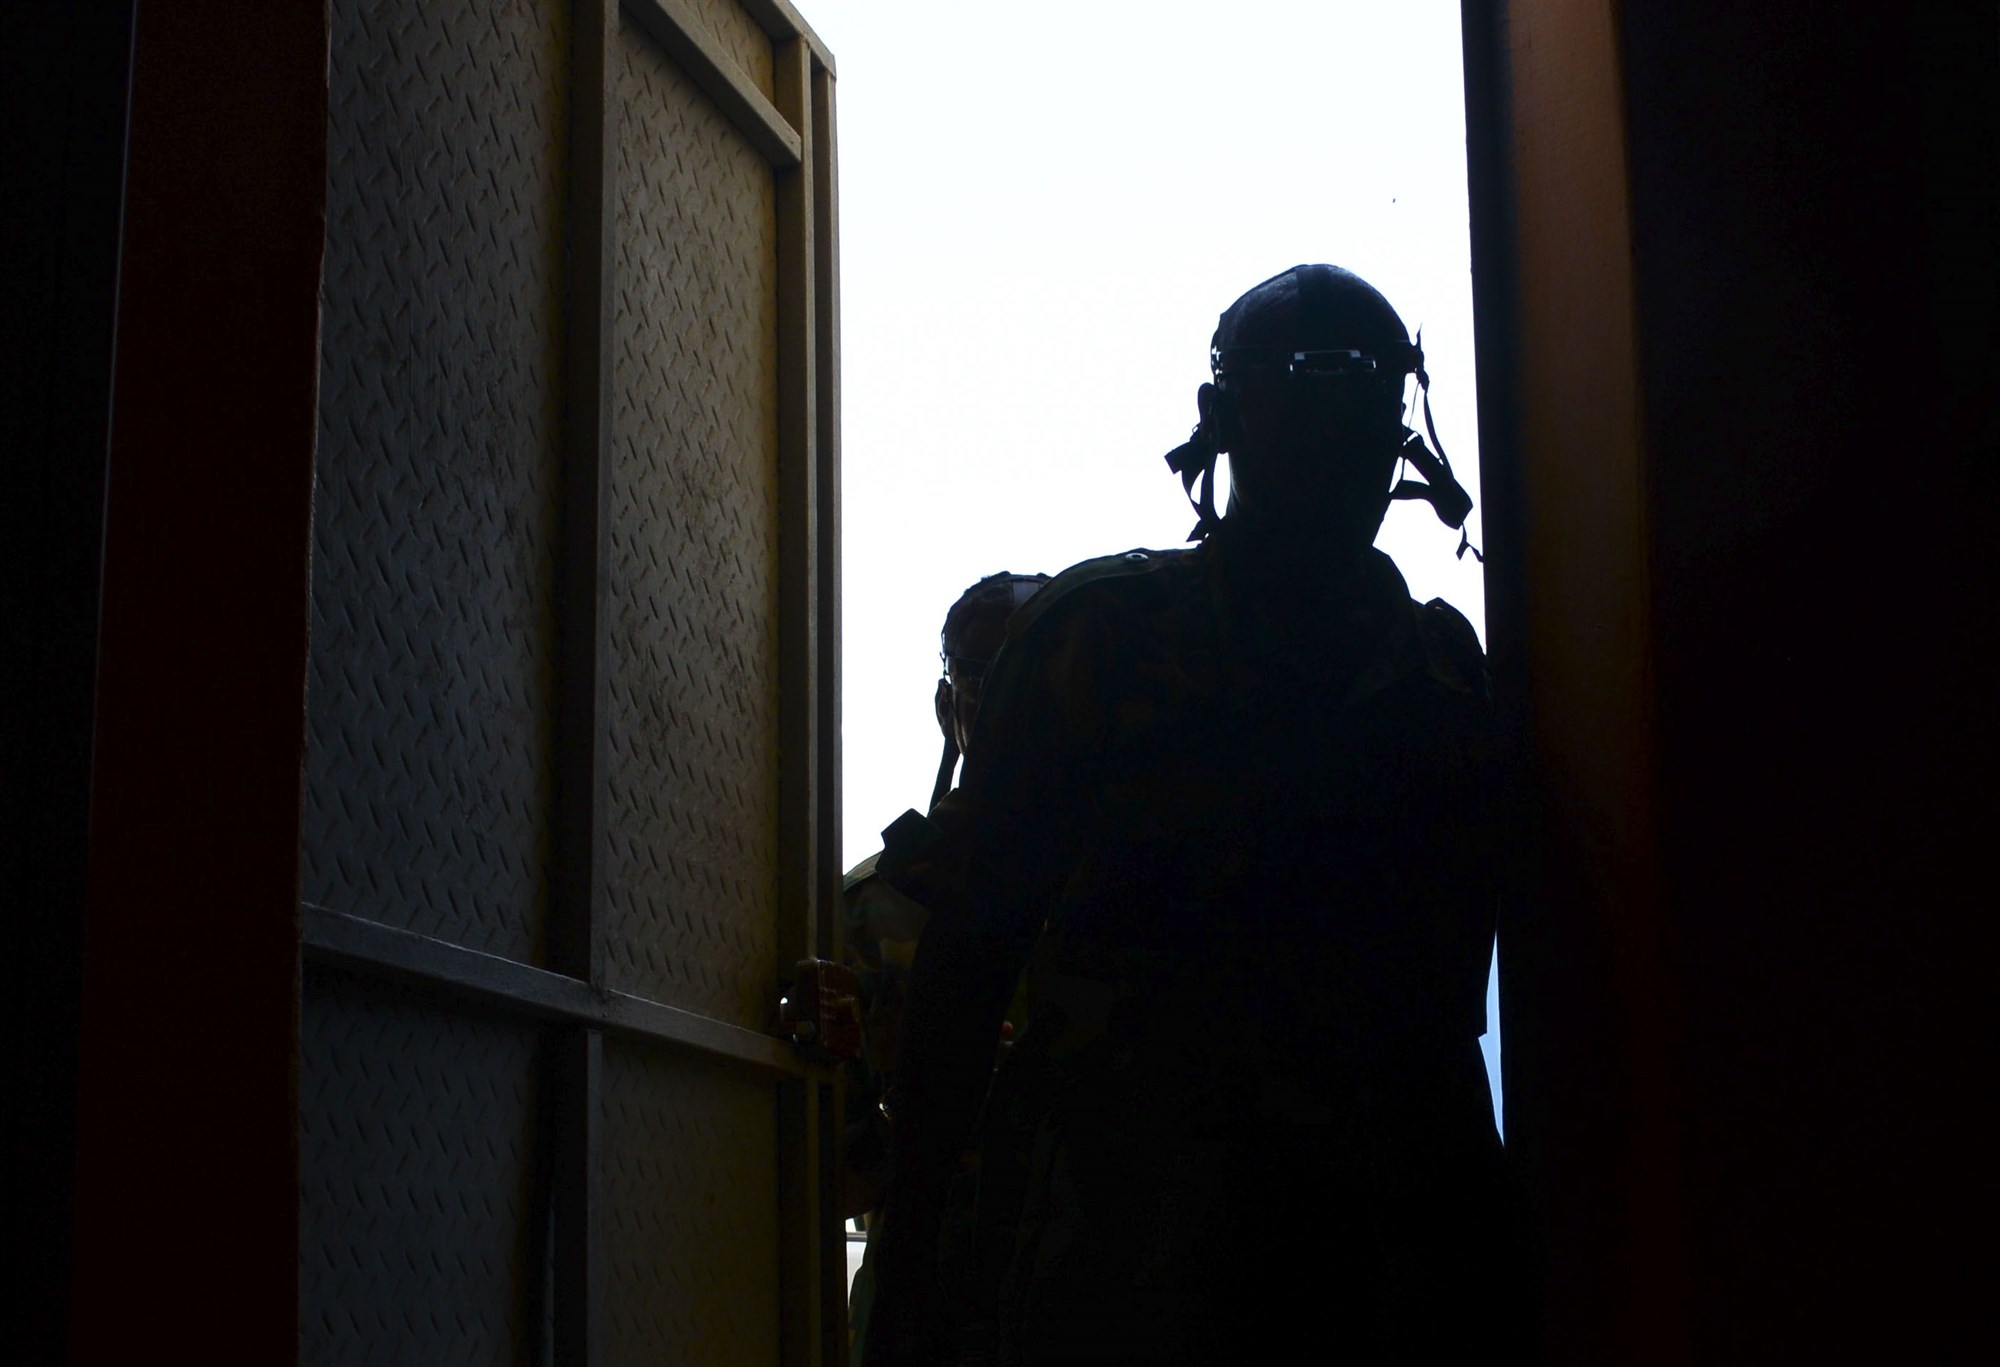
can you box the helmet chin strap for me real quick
[1387,330,1482,561]
[1163,424,1223,542]
[1165,402,1479,559]
[929,732,960,813]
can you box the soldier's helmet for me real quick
[1166,264,1474,547]
[930,571,1051,811]
[1213,264,1416,375]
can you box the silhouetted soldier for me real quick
[865,266,1523,1365]
[844,572,1051,1366]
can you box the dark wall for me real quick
[0,3,134,1360]
[59,1,327,1355]
[1467,0,1995,1357]
[1620,4,1996,1358]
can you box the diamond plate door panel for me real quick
[603,1040,782,1367]
[300,969,545,1366]
[604,16,783,1031]
[305,0,571,965]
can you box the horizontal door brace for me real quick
[302,903,819,1079]
[622,0,803,167]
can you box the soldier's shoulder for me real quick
[1004,546,1197,645]
[1414,597,1490,698]
[971,547,1197,729]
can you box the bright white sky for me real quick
[808,0,1499,1120]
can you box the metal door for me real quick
[297,1,842,1362]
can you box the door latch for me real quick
[779,959,863,1062]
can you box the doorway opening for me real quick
[819,0,1502,1310]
